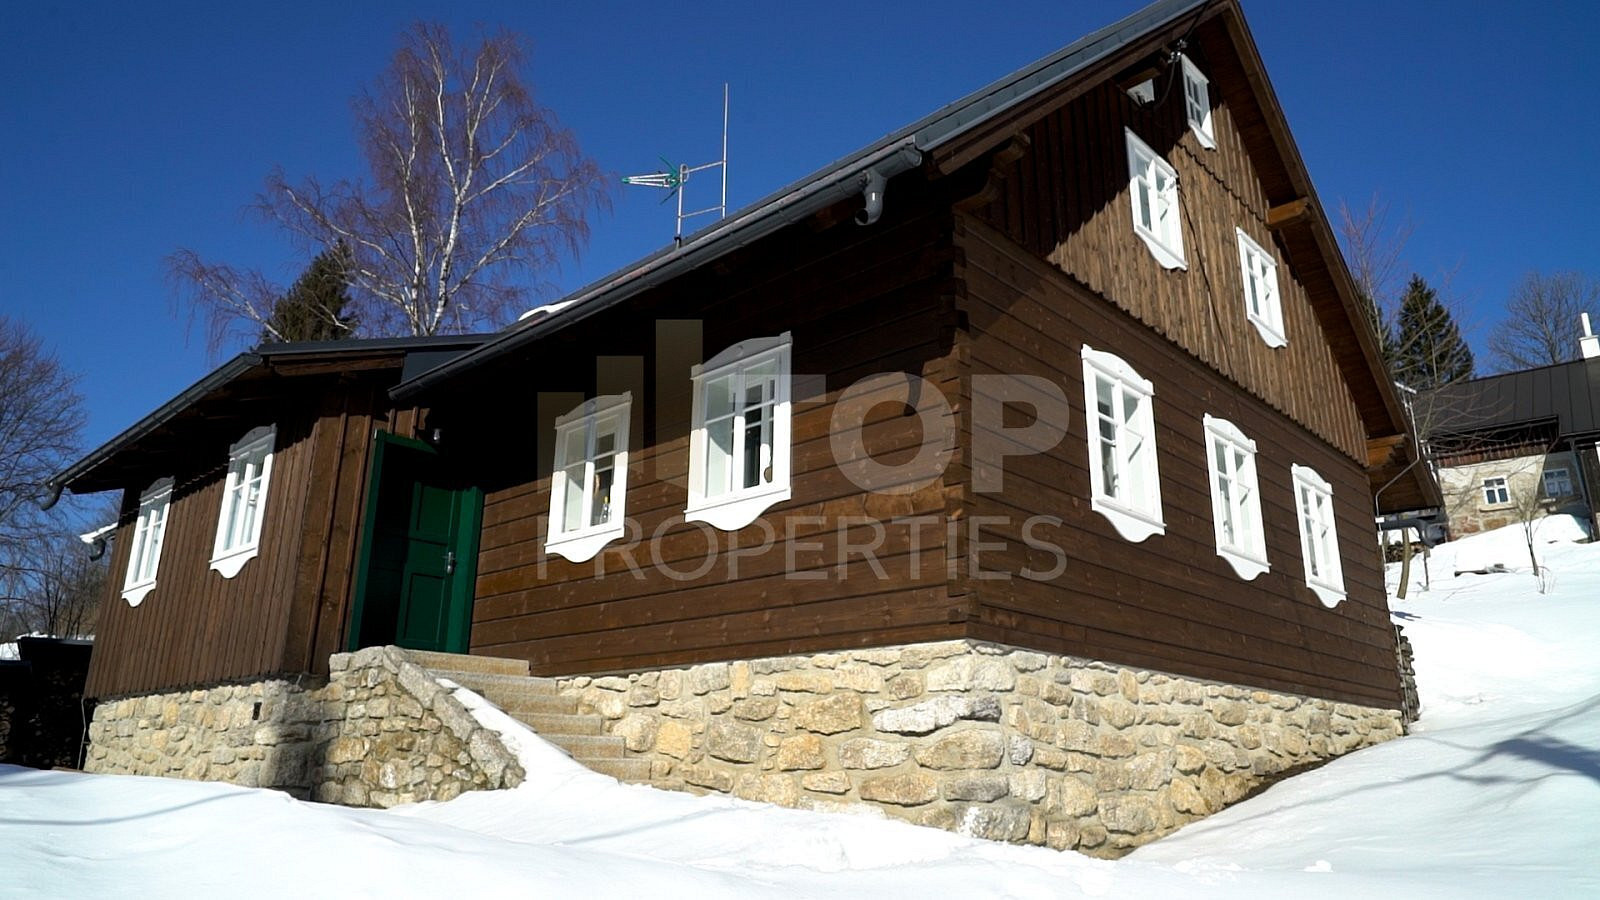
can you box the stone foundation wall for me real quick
[84,646,522,806]
[558,640,1403,856]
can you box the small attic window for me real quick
[122,477,173,607]
[1127,79,1155,105]
[1180,54,1216,150]
[1125,129,1185,270]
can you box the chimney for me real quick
[1583,313,1600,360]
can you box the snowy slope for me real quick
[4,520,1598,898]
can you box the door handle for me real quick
[445,550,456,574]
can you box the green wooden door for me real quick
[349,435,481,654]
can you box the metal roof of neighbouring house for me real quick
[1428,357,1600,442]
[50,334,490,498]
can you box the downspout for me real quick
[852,146,921,225]
[38,481,63,511]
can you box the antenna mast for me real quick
[622,84,730,246]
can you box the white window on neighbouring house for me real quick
[123,477,173,607]
[1082,345,1164,542]
[1236,228,1286,347]
[1204,415,1268,579]
[1542,467,1574,498]
[210,424,275,578]
[1180,54,1216,150]
[686,333,792,531]
[1482,476,1510,506]
[1291,463,1345,607]
[546,393,632,562]
[1125,129,1185,270]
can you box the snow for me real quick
[4,519,1599,897]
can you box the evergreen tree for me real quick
[1391,274,1473,390]
[262,243,357,343]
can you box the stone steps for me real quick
[407,652,644,785]
[400,649,531,678]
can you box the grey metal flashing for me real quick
[392,0,1209,401]
[1429,358,1600,442]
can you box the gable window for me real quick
[687,333,793,531]
[1482,476,1510,506]
[1291,464,1345,607]
[1204,415,1268,579]
[1082,345,1164,542]
[1542,468,1573,498]
[210,424,275,578]
[122,477,173,607]
[1125,129,1185,269]
[1236,228,1286,347]
[546,393,631,562]
[1180,54,1216,150]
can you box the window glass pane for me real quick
[742,403,773,489]
[705,416,734,498]
[591,459,614,527]
[1136,179,1153,231]
[561,462,586,532]
[705,375,736,421]
[563,428,586,469]
[595,429,615,458]
[1095,377,1118,496]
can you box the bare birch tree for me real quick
[1337,194,1414,355]
[173,22,606,347]
[1487,271,1600,372]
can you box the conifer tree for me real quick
[1391,274,1473,390]
[262,242,357,343]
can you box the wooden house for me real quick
[61,0,1440,851]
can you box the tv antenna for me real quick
[622,83,729,246]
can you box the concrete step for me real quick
[515,713,604,736]
[440,670,561,697]
[489,692,580,717]
[545,734,626,760]
[581,757,653,782]
[400,649,531,678]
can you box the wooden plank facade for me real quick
[83,367,431,698]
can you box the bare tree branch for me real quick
[1487,271,1600,372]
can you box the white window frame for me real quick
[1203,415,1268,580]
[1542,467,1573,498]
[1125,129,1185,270]
[1291,464,1345,607]
[1236,228,1286,348]
[122,477,173,607]
[210,424,275,579]
[686,332,793,531]
[545,393,632,562]
[1482,476,1510,507]
[1180,54,1216,150]
[1082,345,1164,542]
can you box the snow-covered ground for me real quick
[4,519,1598,898]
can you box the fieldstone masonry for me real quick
[557,639,1404,856]
[84,646,522,806]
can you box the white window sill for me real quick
[1190,125,1217,151]
[122,580,157,608]
[1247,313,1287,348]
[686,483,791,532]
[1307,579,1345,609]
[210,544,260,579]
[1218,546,1269,581]
[1133,227,1186,270]
[546,524,627,563]
[1091,495,1165,543]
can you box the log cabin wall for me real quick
[955,208,1399,709]
[85,379,424,698]
[462,188,970,676]
[973,44,1368,465]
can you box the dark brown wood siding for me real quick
[464,193,968,675]
[956,215,1400,708]
[974,59,1368,465]
[85,380,418,698]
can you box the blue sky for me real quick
[3,0,1597,457]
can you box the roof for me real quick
[51,334,489,496]
[392,0,1212,400]
[1429,357,1600,442]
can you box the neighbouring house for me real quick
[1426,318,1600,539]
[52,0,1439,857]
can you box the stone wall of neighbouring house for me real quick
[1438,452,1589,538]
[83,646,522,806]
[557,640,1404,857]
